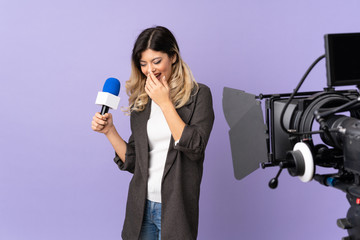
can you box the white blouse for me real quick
[146,101,171,203]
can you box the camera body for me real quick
[266,89,360,178]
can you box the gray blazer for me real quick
[114,83,215,240]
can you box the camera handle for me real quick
[263,142,314,189]
[263,161,296,189]
[267,166,283,189]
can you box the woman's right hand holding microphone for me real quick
[92,112,114,135]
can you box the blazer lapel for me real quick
[175,90,197,124]
[132,100,152,181]
[163,93,197,179]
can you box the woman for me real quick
[91,26,214,240]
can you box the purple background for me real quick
[1,0,360,239]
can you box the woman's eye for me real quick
[140,63,146,67]
[154,60,161,64]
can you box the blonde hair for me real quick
[124,26,198,113]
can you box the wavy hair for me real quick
[125,26,198,112]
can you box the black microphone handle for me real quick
[100,105,110,115]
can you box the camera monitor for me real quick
[325,32,360,87]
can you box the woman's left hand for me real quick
[145,71,171,107]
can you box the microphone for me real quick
[95,78,121,115]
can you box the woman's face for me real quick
[139,49,176,82]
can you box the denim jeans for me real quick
[139,200,162,240]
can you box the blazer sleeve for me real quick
[174,84,215,161]
[113,134,136,173]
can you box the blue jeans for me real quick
[139,200,162,240]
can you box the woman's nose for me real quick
[148,65,155,74]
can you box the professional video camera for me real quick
[223,32,360,239]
